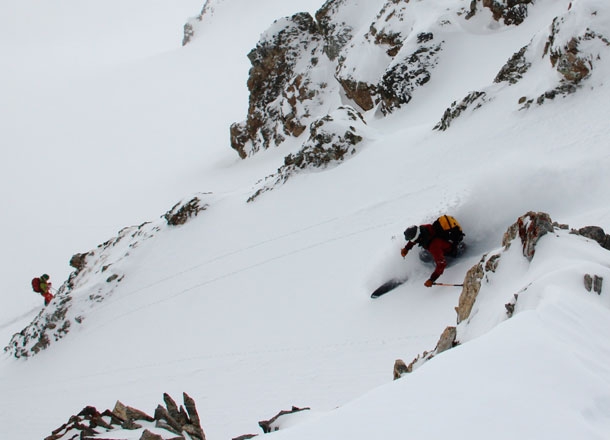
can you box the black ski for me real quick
[371,278,407,298]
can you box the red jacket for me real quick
[404,224,453,282]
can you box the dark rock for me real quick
[69,252,89,272]
[393,359,409,380]
[574,226,610,250]
[339,78,377,111]
[434,91,487,131]
[584,274,603,294]
[140,430,164,440]
[259,406,311,433]
[379,39,444,115]
[230,13,323,158]
[494,46,530,84]
[316,0,354,60]
[467,0,533,26]
[47,393,206,440]
[164,195,210,226]
[248,106,367,201]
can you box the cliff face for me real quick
[217,0,607,199]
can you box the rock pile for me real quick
[45,393,205,440]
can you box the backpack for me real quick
[432,215,464,244]
[31,277,42,293]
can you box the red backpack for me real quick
[31,277,42,293]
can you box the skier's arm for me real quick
[401,241,416,257]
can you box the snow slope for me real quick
[2,0,610,439]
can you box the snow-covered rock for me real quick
[247,106,368,201]
[436,0,610,129]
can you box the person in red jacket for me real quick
[32,274,54,306]
[400,218,464,287]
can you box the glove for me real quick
[400,247,408,258]
[424,279,433,288]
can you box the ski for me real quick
[370,278,407,298]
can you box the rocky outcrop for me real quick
[438,1,610,125]
[434,91,487,131]
[378,34,444,115]
[232,0,448,158]
[502,211,554,261]
[466,0,534,26]
[397,326,458,377]
[248,106,367,201]
[494,46,530,84]
[335,1,446,116]
[258,406,311,433]
[455,253,501,324]
[182,0,217,46]
[229,13,328,158]
[573,225,610,250]
[315,0,354,61]
[395,211,603,378]
[164,194,211,226]
[45,393,205,440]
[5,194,213,359]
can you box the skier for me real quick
[31,274,54,306]
[400,215,465,287]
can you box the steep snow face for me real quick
[3,0,610,439]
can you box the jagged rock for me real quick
[494,46,530,84]
[248,106,367,202]
[47,393,205,440]
[548,34,594,83]
[164,195,210,226]
[456,255,488,324]
[258,406,311,433]
[396,326,458,378]
[379,36,444,115]
[393,359,409,380]
[181,0,216,46]
[230,13,326,158]
[315,0,354,60]
[573,226,610,250]
[505,294,519,317]
[467,0,533,26]
[502,211,554,261]
[69,252,89,272]
[434,91,487,131]
[140,430,165,440]
[339,78,377,112]
[435,326,457,354]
